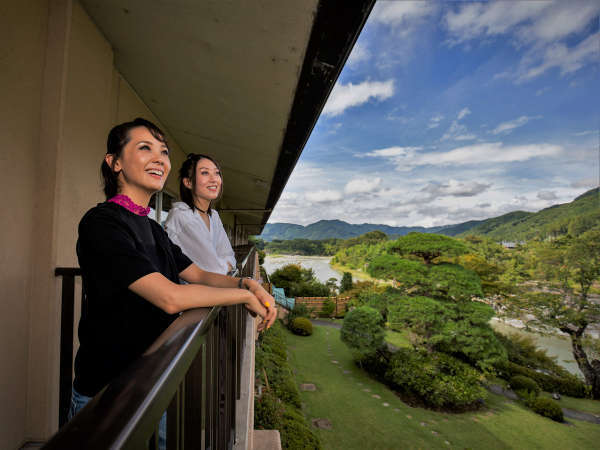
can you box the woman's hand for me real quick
[243,291,276,331]
[243,279,278,329]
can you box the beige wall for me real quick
[1,1,188,445]
[0,1,49,447]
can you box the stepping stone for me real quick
[420,422,427,427]
[312,418,332,430]
[343,370,351,374]
[371,394,381,399]
[471,417,479,422]
[393,408,400,412]
[431,431,438,436]
[362,388,371,392]
[445,441,450,446]
[382,403,389,407]
[331,360,338,364]
[300,383,316,391]
[406,415,412,419]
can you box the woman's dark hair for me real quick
[179,153,223,215]
[101,117,168,199]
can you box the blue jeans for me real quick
[69,387,166,449]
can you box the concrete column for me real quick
[26,0,72,439]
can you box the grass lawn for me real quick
[540,392,600,415]
[286,325,600,450]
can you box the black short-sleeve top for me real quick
[73,202,193,397]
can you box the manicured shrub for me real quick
[254,322,320,449]
[341,306,385,359]
[280,409,322,450]
[510,375,540,397]
[386,349,486,409]
[530,397,564,422]
[319,299,335,318]
[254,390,283,430]
[286,303,309,329]
[495,360,587,398]
[290,317,313,336]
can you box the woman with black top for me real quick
[70,118,276,443]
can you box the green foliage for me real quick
[340,272,353,292]
[280,408,323,450]
[286,303,309,328]
[386,349,487,409]
[367,255,427,284]
[388,232,469,264]
[494,360,587,398]
[269,264,330,297]
[254,322,321,448]
[510,375,541,397]
[319,299,335,318]
[341,307,385,359]
[331,240,389,270]
[495,332,571,378]
[529,397,564,422]
[428,263,483,300]
[388,296,505,370]
[290,317,313,336]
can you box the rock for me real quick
[312,418,332,430]
[372,394,381,399]
[382,402,389,407]
[552,392,561,400]
[300,383,317,391]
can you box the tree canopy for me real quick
[388,232,470,264]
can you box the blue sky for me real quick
[269,1,599,227]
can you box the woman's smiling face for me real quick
[191,158,222,202]
[107,126,171,198]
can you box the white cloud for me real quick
[371,1,437,27]
[365,146,422,158]
[537,190,558,201]
[305,190,342,203]
[344,177,382,194]
[347,42,370,67]
[322,79,395,116]
[518,2,600,44]
[573,130,597,136]
[428,114,444,129]
[454,134,477,141]
[518,32,600,82]
[536,87,550,96]
[571,177,598,189]
[457,107,471,120]
[366,141,563,171]
[444,2,600,82]
[421,180,491,198]
[441,120,475,142]
[492,115,542,135]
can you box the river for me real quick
[264,254,584,378]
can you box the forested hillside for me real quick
[259,188,598,242]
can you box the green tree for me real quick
[341,306,385,360]
[270,264,330,297]
[326,277,338,295]
[340,272,353,292]
[388,232,469,265]
[509,229,600,397]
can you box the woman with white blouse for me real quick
[165,154,236,275]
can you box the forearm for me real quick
[130,272,253,314]
[180,263,241,288]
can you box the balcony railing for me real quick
[47,246,258,449]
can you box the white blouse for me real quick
[164,202,236,275]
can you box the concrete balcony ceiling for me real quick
[80,0,373,232]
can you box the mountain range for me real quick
[259,188,598,241]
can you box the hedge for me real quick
[254,321,321,449]
[290,317,313,336]
[530,397,564,422]
[495,360,587,398]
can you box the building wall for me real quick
[1,1,189,445]
[0,2,49,447]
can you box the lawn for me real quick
[286,325,600,450]
[540,392,600,415]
